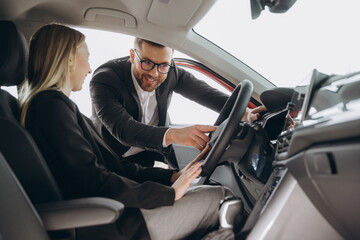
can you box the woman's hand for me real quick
[171,145,211,201]
[171,145,211,183]
[171,160,203,201]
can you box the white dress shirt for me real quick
[122,68,165,157]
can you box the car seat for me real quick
[0,20,124,240]
[0,152,50,240]
[0,20,62,204]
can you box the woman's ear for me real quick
[68,56,74,73]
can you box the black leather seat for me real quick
[0,20,67,204]
[0,20,124,239]
[0,152,50,240]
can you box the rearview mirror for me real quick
[250,0,297,19]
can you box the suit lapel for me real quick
[156,71,174,126]
[156,89,167,126]
[125,65,142,122]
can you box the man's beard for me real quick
[134,70,163,92]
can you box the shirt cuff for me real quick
[162,128,171,147]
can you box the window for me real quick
[168,63,230,126]
[2,86,18,98]
[73,27,229,126]
[71,27,134,117]
[194,0,360,88]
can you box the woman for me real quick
[19,24,230,240]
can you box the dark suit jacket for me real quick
[90,57,229,160]
[25,90,176,239]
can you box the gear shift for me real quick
[219,196,243,229]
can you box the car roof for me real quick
[0,0,273,99]
[0,0,214,49]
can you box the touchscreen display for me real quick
[303,71,360,124]
[297,69,329,125]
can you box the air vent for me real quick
[276,131,292,154]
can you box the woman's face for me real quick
[70,42,91,92]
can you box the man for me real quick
[90,38,260,168]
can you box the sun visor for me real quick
[147,0,201,27]
[84,8,137,28]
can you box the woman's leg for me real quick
[141,185,233,240]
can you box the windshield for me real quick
[194,0,360,87]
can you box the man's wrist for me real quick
[163,128,172,147]
[241,107,250,122]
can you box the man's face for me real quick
[130,42,173,92]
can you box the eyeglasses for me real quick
[134,49,172,74]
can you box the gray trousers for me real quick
[140,185,232,240]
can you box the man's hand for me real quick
[241,106,267,123]
[285,113,297,129]
[171,145,210,201]
[243,106,297,129]
[165,125,216,151]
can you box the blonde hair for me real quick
[19,24,85,126]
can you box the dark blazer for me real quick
[90,57,229,160]
[25,90,176,239]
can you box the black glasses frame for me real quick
[134,49,172,74]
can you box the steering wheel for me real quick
[200,80,253,177]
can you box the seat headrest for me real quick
[0,21,28,87]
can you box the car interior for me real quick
[0,20,125,240]
[1,0,359,239]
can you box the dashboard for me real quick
[242,69,360,239]
[206,69,359,238]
